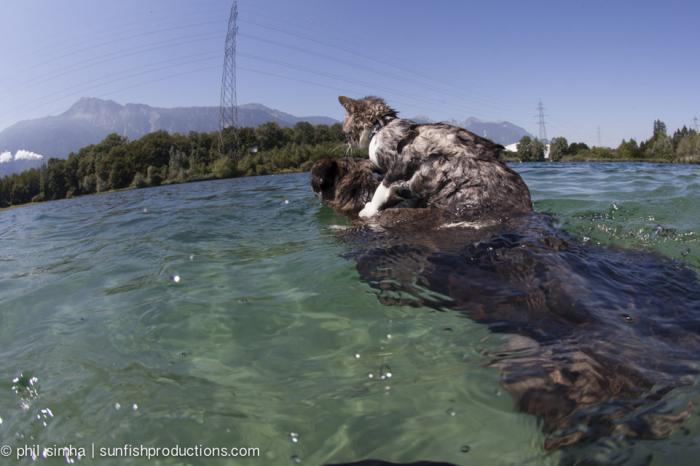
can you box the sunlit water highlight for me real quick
[0,162,698,465]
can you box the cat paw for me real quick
[359,204,378,218]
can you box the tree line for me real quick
[513,119,700,162]
[0,122,357,208]
[2,118,699,209]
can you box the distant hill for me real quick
[0,98,338,160]
[1,97,532,176]
[457,117,532,146]
[411,116,532,146]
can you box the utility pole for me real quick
[597,126,602,147]
[693,116,699,132]
[535,100,548,143]
[219,0,239,157]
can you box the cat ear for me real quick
[338,96,356,112]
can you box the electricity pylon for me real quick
[219,1,239,157]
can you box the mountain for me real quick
[458,117,532,146]
[412,116,531,146]
[0,98,531,176]
[0,98,338,159]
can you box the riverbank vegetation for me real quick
[2,119,698,208]
[0,122,360,208]
[514,119,700,163]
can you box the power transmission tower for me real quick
[219,1,239,156]
[535,100,548,142]
[597,126,602,147]
[694,116,699,132]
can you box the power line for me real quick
[237,53,509,120]
[16,8,221,71]
[239,31,516,122]
[238,3,550,122]
[0,31,223,105]
[28,19,223,72]
[2,2,577,140]
[12,54,221,116]
[4,4,534,130]
[237,17,525,120]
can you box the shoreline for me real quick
[2,159,697,212]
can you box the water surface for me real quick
[0,162,698,465]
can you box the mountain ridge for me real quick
[0,98,532,176]
[0,98,339,160]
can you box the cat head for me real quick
[311,157,379,215]
[338,96,397,149]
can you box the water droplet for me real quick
[189,254,195,261]
[291,454,301,463]
[114,402,121,411]
[379,364,392,380]
[289,432,299,443]
[132,403,138,411]
[367,373,374,379]
[386,334,392,339]
[460,445,471,453]
[12,373,40,402]
[143,208,149,213]
[446,407,456,417]
[284,199,290,205]
[172,275,181,284]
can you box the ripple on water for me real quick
[0,166,698,465]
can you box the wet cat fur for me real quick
[338,95,533,219]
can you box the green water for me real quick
[0,163,698,465]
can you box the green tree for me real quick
[646,134,674,159]
[516,136,545,161]
[146,166,163,186]
[45,158,67,200]
[568,142,590,155]
[617,139,641,159]
[653,119,667,139]
[548,137,568,161]
[672,126,696,150]
[255,122,286,150]
[293,122,316,145]
[212,156,237,178]
[676,133,700,162]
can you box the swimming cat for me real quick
[310,156,700,463]
[337,95,532,219]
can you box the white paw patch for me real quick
[359,204,378,218]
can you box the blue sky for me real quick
[0,0,698,146]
